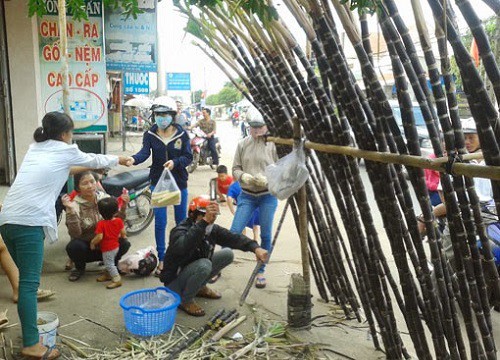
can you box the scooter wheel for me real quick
[188,153,200,173]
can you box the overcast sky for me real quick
[154,0,494,102]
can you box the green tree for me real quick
[192,90,203,104]
[217,86,242,105]
[29,0,142,20]
[450,16,497,89]
[206,94,219,105]
[204,81,243,106]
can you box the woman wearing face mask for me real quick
[230,106,278,289]
[130,99,193,275]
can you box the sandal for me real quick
[64,259,74,271]
[22,346,60,360]
[36,289,55,301]
[255,276,266,289]
[178,301,205,317]
[196,286,222,299]
[208,272,221,284]
[154,262,163,277]
[68,269,84,282]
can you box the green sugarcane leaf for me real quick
[185,18,207,42]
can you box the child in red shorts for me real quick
[90,197,127,289]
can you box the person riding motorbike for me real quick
[195,108,219,168]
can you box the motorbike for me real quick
[429,205,500,271]
[231,114,240,127]
[187,127,221,173]
[56,169,154,236]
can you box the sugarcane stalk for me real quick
[210,316,247,342]
[455,0,500,109]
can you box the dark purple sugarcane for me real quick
[481,0,500,13]
[380,11,496,358]
[455,0,500,110]
[428,0,500,214]
[385,33,458,360]
[312,11,430,358]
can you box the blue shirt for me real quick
[227,181,242,203]
[132,124,193,189]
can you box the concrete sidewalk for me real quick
[0,123,395,359]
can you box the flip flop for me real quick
[154,268,162,277]
[178,302,205,317]
[37,289,55,301]
[208,272,221,284]
[22,346,60,360]
[196,286,221,299]
[68,269,84,282]
[255,276,266,289]
[64,260,74,271]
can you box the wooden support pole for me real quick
[58,0,70,115]
[292,118,311,290]
[267,136,499,180]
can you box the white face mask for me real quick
[156,115,173,129]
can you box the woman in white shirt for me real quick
[0,112,132,360]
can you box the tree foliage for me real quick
[28,0,143,21]
[450,16,497,89]
[205,81,243,106]
[192,89,203,104]
[181,0,278,22]
[339,0,378,15]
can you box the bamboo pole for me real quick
[267,137,500,180]
[293,117,311,290]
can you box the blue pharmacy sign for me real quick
[124,72,149,95]
[166,73,191,91]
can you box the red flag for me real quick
[470,38,480,67]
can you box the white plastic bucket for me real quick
[37,311,59,348]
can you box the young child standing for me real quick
[90,197,127,289]
[215,165,233,203]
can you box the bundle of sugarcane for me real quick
[176,0,500,358]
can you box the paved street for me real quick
[0,120,499,359]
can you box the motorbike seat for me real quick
[102,169,150,197]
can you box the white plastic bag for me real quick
[265,142,309,200]
[118,246,158,276]
[151,169,181,207]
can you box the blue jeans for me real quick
[151,187,188,261]
[230,192,278,273]
[0,224,45,347]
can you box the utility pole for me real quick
[58,0,70,114]
[156,0,166,96]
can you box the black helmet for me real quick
[151,104,176,116]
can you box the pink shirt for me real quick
[424,154,440,191]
